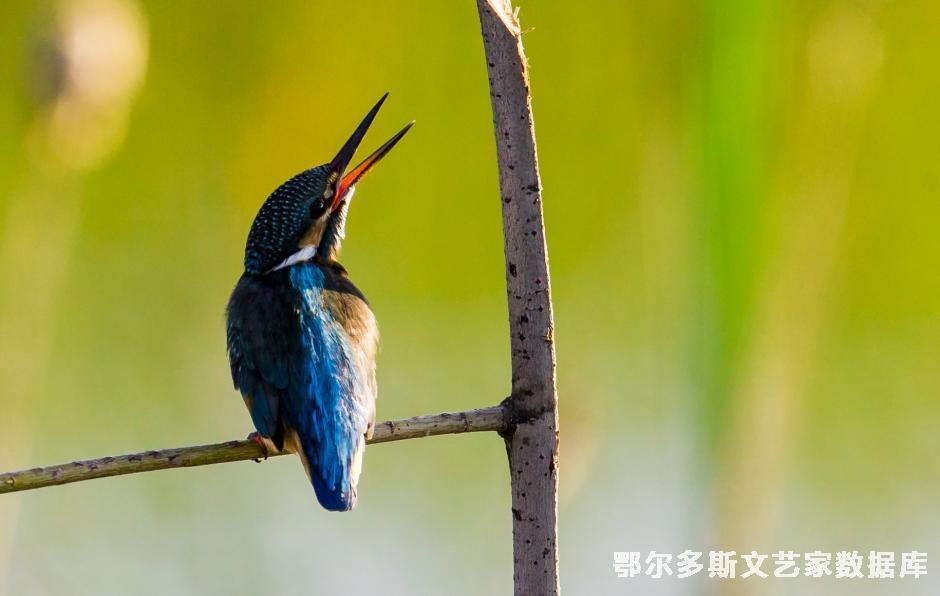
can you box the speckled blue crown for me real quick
[244,166,330,274]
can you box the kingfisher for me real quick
[226,94,412,511]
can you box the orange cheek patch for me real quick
[298,218,327,248]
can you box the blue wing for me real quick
[226,271,301,449]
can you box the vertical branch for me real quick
[476,1,560,594]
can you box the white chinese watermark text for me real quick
[613,551,927,580]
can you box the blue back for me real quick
[286,263,373,510]
[226,260,377,511]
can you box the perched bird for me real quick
[226,94,412,511]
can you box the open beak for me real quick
[329,93,414,212]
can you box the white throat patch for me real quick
[333,186,355,242]
[268,244,317,273]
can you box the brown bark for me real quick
[476,1,561,594]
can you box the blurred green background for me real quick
[1,0,938,594]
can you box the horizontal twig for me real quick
[0,405,507,495]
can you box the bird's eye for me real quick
[310,197,328,219]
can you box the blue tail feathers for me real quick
[298,434,359,512]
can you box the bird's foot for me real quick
[247,432,270,462]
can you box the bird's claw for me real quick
[247,432,269,462]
